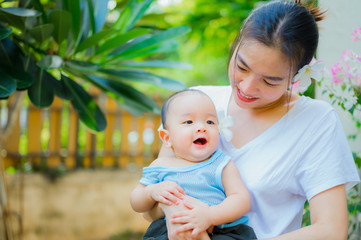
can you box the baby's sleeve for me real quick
[139,168,160,186]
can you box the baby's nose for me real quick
[196,124,207,132]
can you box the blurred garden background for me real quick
[0,0,360,239]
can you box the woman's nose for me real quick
[241,75,258,93]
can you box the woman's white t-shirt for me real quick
[193,85,360,239]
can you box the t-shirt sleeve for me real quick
[296,110,360,200]
[140,168,161,186]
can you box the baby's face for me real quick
[166,93,220,162]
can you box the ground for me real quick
[7,169,150,240]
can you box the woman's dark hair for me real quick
[228,0,325,74]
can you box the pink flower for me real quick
[331,62,346,83]
[341,49,353,63]
[351,27,361,42]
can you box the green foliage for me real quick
[148,0,264,88]
[0,0,189,132]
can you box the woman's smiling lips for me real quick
[236,88,258,103]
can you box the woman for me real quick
[144,1,360,239]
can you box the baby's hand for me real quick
[149,181,185,206]
[170,202,213,238]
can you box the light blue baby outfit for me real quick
[140,149,248,228]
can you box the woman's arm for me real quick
[265,184,348,240]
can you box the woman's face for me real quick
[229,40,294,110]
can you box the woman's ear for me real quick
[159,129,172,148]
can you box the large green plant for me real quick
[0,0,190,239]
[0,0,189,132]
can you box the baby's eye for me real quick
[207,120,215,125]
[184,120,193,124]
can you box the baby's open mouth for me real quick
[193,138,207,145]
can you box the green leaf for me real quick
[75,28,115,53]
[0,38,23,68]
[110,39,179,61]
[114,0,153,33]
[48,10,72,44]
[120,60,193,69]
[109,25,191,57]
[0,8,40,31]
[0,10,24,31]
[68,0,82,44]
[65,60,101,71]
[86,74,160,114]
[32,0,48,23]
[0,72,16,98]
[99,69,185,91]
[53,75,73,100]
[0,66,33,90]
[357,94,361,105]
[341,84,346,91]
[62,75,107,132]
[37,55,63,70]
[86,0,96,34]
[29,24,54,43]
[28,69,55,107]
[0,27,12,41]
[95,28,151,55]
[0,8,41,17]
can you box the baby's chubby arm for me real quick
[130,158,185,213]
[171,160,251,236]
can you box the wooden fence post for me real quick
[3,96,21,168]
[48,97,62,168]
[65,104,78,169]
[27,104,42,166]
[103,97,117,167]
[119,111,131,168]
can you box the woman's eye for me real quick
[207,120,215,125]
[264,80,277,87]
[237,65,247,72]
[184,120,193,124]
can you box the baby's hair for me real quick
[161,89,210,129]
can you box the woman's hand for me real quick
[171,200,212,237]
[161,195,211,240]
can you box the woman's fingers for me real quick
[170,214,191,224]
[174,223,194,234]
[191,228,202,238]
[182,200,194,209]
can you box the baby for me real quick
[130,89,256,240]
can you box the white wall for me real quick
[317,0,361,154]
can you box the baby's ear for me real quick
[159,129,172,148]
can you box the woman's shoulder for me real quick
[291,96,340,129]
[297,96,336,116]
